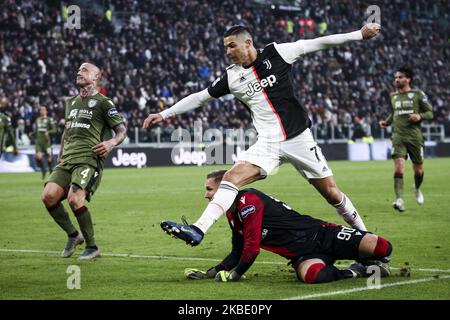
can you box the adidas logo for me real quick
[322,166,329,172]
[240,72,246,82]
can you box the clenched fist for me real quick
[361,23,381,39]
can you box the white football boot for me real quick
[392,198,405,212]
[413,184,424,205]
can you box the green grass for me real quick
[1,159,450,300]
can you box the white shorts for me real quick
[237,128,333,179]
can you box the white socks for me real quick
[333,193,367,231]
[193,181,239,234]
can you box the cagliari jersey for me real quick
[34,116,57,145]
[387,89,433,141]
[62,93,123,168]
[208,43,311,142]
[0,112,17,154]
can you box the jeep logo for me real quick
[112,149,147,168]
[245,74,277,96]
[172,148,207,166]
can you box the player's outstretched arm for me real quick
[142,89,214,129]
[275,23,380,64]
[302,23,380,53]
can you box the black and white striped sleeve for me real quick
[207,72,230,98]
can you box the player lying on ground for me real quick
[169,170,392,284]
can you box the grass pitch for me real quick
[0,159,449,300]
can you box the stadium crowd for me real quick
[1,0,449,145]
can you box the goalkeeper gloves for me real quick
[214,270,242,282]
[184,268,209,280]
[184,267,217,280]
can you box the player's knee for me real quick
[301,262,326,284]
[67,192,84,210]
[41,189,58,207]
[67,196,81,210]
[223,164,259,187]
[372,236,393,259]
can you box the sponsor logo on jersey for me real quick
[396,109,414,116]
[108,108,118,117]
[78,109,93,119]
[245,74,277,97]
[88,99,97,108]
[263,59,272,70]
[112,149,147,168]
[70,122,91,129]
[68,109,78,119]
[407,93,414,99]
[240,205,256,219]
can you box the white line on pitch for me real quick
[283,275,450,300]
[1,248,450,274]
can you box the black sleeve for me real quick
[207,72,230,98]
[213,228,244,272]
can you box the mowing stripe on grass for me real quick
[1,248,450,274]
[283,275,450,300]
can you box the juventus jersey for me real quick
[208,43,311,142]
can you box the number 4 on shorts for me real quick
[80,168,90,179]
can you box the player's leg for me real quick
[310,176,367,231]
[68,165,101,260]
[282,129,366,231]
[35,149,46,179]
[321,225,392,277]
[358,233,393,261]
[162,139,280,245]
[392,157,406,211]
[412,162,424,204]
[162,161,263,245]
[45,146,54,174]
[391,138,407,212]
[42,166,84,257]
[408,142,425,205]
[295,257,357,284]
[193,161,263,232]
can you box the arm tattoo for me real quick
[113,123,127,146]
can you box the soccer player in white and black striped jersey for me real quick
[144,23,381,246]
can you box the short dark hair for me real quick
[206,170,227,183]
[397,66,413,81]
[223,25,253,38]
